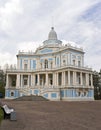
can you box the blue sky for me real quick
[0,0,101,71]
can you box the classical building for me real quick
[5,27,94,101]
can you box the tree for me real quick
[0,70,6,97]
[93,70,101,100]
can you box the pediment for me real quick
[36,48,53,54]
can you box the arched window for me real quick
[44,59,48,68]
[11,91,14,96]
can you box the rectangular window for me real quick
[20,59,22,69]
[24,64,28,70]
[33,60,36,69]
[61,90,65,97]
[57,57,59,66]
[73,60,75,66]
[78,61,81,67]
[24,79,27,85]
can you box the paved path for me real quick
[0,100,101,130]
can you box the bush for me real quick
[0,87,5,97]
[0,107,4,122]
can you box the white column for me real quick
[68,70,70,85]
[55,73,57,86]
[28,75,29,86]
[91,74,93,87]
[57,73,59,86]
[80,72,83,85]
[37,74,40,86]
[31,75,33,86]
[86,73,89,86]
[21,74,23,87]
[31,74,35,86]
[16,74,20,88]
[73,71,76,85]
[62,72,65,86]
[62,72,64,86]
[46,73,48,87]
[53,73,56,86]
[64,71,66,86]
[28,75,31,86]
[55,73,58,86]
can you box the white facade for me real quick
[5,27,94,101]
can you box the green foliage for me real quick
[0,86,5,97]
[0,107,4,123]
[93,70,101,100]
[0,71,5,97]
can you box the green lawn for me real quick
[0,107,4,123]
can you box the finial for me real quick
[51,16,54,28]
[51,27,54,30]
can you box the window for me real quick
[78,56,81,59]
[84,92,86,96]
[50,62,53,68]
[12,78,16,86]
[78,61,81,67]
[78,91,81,96]
[63,60,66,65]
[12,80,16,86]
[24,79,27,85]
[79,76,80,84]
[40,63,42,69]
[55,56,56,65]
[44,59,48,68]
[73,60,75,66]
[24,64,28,70]
[11,92,14,96]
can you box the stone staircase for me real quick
[19,87,30,96]
[14,95,49,101]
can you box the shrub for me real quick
[0,107,4,122]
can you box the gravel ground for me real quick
[0,100,101,130]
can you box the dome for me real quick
[43,27,62,45]
[48,27,57,40]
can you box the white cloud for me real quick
[0,0,23,32]
[17,41,41,52]
[0,0,101,71]
[0,52,16,67]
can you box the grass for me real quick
[0,107,4,123]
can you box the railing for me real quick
[6,64,92,73]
